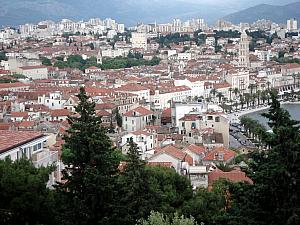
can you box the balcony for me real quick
[31,149,58,168]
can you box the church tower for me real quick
[239,30,250,68]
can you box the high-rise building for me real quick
[131,32,147,50]
[239,30,250,68]
[287,18,297,31]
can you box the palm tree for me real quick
[244,93,251,108]
[261,90,267,105]
[239,94,245,109]
[292,73,297,88]
[233,88,239,99]
[251,93,257,106]
[256,90,261,105]
[216,92,224,103]
[248,84,255,95]
[210,88,217,102]
[228,87,233,102]
[266,81,271,91]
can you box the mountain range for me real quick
[0,0,298,27]
[223,1,300,24]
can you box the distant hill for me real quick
[0,0,225,27]
[0,0,298,27]
[223,1,300,24]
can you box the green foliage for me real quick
[54,55,99,71]
[138,211,198,225]
[182,187,226,225]
[41,57,52,66]
[155,33,192,47]
[0,158,56,225]
[275,57,300,64]
[112,108,123,127]
[228,93,300,225]
[0,51,8,61]
[128,51,143,59]
[53,54,160,71]
[101,56,160,70]
[145,166,193,213]
[113,140,151,225]
[58,87,120,225]
[214,30,241,39]
[216,163,233,172]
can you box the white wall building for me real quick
[287,18,298,31]
[121,130,155,154]
[18,65,48,80]
[131,32,147,50]
[123,106,154,132]
[38,91,66,110]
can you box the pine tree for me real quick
[113,139,153,225]
[58,87,119,225]
[0,158,56,225]
[238,92,300,225]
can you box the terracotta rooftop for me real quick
[185,144,206,155]
[20,65,48,70]
[50,109,70,117]
[208,167,253,189]
[154,144,193,165]
[123,106,153,117]
[11,111,29,118]
[203,147,236,162]
[0,131,45,153]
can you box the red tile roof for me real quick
[123,106,153,117]
[161,108,171,117]
[50,109,70,117]
[0,131,45,153]
[208,167,253,189]
[20,65,48,70]
[155,145,193,165]
[118,83,149,92]
[97,110,111,117]
[0,123,11,130]
[185,144,206,155]
[11,111,29,118]
[203,147,236,162]
[131,130,150,136]
[17,121,35,128]
[179,114,201,121]
[0,82,30,89]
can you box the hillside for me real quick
[0,0,222,27]
[223,1,300,24]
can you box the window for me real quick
[191,122,196,129]
[215,117,220,122]
[207,116,213,120]
[132,120,134,124]
[182,122,185,127]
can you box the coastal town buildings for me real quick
[0,15,299,191]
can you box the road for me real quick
[229,124,255,149]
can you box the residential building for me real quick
[131,32,147,50]
[122,106,154,132]
[287,18,298,31]
[18,65,48,80]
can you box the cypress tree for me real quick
[113,139,154,225]
[58,87,119,225]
